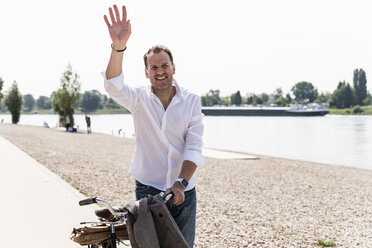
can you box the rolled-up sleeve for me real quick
[184,96,205,166]
[102,71,139,113]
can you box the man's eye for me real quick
[162,65,168,69]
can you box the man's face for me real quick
[145,51,175,91]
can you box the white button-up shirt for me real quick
[103,72,205,191]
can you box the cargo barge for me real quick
[201,104,329,116]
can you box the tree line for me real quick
[201,68,372,108]
[0,64,125,124]
[18,90,123,114]
[1,66,371,124]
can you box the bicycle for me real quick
[71,192,173,248]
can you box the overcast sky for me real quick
[1,0,372,99]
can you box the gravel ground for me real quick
[0,123,371,247]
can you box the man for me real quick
[102,5,205,247]
[85,115,91,134]
[65,115,71,132]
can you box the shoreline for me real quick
[203,146,372,172]
[1,123,371,247]
[0,117,372,170]
[2,109,372,116]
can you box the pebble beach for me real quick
[0,123,371,247]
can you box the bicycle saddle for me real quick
[95,207,126,221]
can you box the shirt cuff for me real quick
[184,149,206,167]
[101,71,124,91]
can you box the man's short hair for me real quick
[144,45,174,68]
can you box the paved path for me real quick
[0,136,99,247]
[0,134,252,247]
[203,148,258,160]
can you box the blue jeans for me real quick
[135,180,196,248]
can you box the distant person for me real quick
[43,121,49,128]
[102,5,205,247]
[85,115,92,134]
[1,119,3,123]
[65,115,71,132]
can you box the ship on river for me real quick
[201,104,329,116]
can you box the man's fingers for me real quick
[109,7,116,24]
[122,6,127,22]
[113,5,121,22]
[127,20,131,34]
[174,196,184,206]
[103,15,111,28]
[171,190,185,206]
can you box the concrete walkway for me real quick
[203,147,258,160]
[0,136,99,247]
[0,134,253,247]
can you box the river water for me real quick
[1,114,371,170]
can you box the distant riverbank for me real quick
[2,105,371,115]
[329,105,372,115]
[1,108,130,115]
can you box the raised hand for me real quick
[104,5,131,50]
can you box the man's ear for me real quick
[145,68,149,78]
[172,63,176,74]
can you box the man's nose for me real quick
[156,67,165,74]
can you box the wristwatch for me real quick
[175,178,189,188]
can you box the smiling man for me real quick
[102,5,205,247]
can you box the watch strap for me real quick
[176,178,188,188]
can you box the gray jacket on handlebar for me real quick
[125,194,189,248]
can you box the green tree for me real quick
[273,88,288,106]
[220,96,230,106]
[201,96,207,106]
[0,77,4,111]
[36,95,52,109]
[261,93,269,105]
[45,97,52,109]
[230,90,242,105]
[315,92,332,104]
[363,93,372,105]
[0,77,4,102]
[246,94,253,105]
[285,93,292,104]
[273,88,283,101]
[291,81,319,103]
[235,91,242,105]
[23,94,35,112]
[329,81,355,108]
[353,69,367,105]
[4,81,23,124]
[201,89,222,106]
[52,64,81,127]
[250,94,262,106]
[80,90,102,113]
[104,97,121,109]
[274,96,288,106]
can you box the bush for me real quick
[5,81,24,124]
[316,240,336,247]
[352,105,363,114]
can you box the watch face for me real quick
[181,179,188,187]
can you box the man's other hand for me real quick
[165,182,185,206]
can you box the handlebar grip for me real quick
[79,197,97,206]
[164,193,174,202]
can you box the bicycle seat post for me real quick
[110,223,117,248]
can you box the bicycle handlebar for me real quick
[79,197,97,206]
